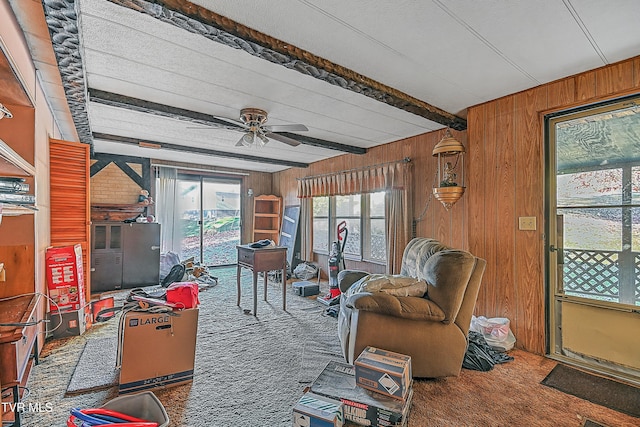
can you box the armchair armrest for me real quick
[347,293,446,322]
[337,270,369,293]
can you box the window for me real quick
[366,191,386,263]
[312,196,329,253]
[550,95,640,305]
[312,191,386,264]
[336,195,361,257]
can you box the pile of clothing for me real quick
[160,252,218,288]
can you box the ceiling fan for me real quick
[202,108,308,147]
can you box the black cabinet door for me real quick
[122,223,161,287]
[91,223,123,292]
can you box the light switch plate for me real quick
[519,216,536,231]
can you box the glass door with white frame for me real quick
[176,175,241,267]
[547,95,640,384]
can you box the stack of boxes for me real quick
[293,346,413,427]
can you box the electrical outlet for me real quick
[519,216,536,231]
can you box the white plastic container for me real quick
[101,391,169,427]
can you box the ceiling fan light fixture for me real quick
[242,132,255,147]
[257,133,269,146]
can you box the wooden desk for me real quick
[0,294,40,427]
[236,245,287,316]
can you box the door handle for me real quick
[550,245,564,264]
[151,245,160,251]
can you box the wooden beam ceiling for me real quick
[93,132,310,169]
[106,0,467,131]
[42,0,92,145]
[89,90,367,155]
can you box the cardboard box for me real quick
[48,308,87,339]
[45,244,85,312]
[310,361,412,427]
[293,281,320,297]
[293,392,344,427]
[118,308,198,395]
[354,347,412,401]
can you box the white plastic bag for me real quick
[470,315,516,351]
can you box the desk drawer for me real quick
[237,249,254,265]
[0,312,37,385]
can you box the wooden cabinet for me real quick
[91,222,161,292]
[252,195,282,244]
[49,138,91,302]
[0,31,40,427]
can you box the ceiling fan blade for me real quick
[263,124,308,132]
[186,116,246,131]
[214,115,246,127]
[266,132,301,147]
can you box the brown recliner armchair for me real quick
[337,237,486,378]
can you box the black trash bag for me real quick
[161,263,186,287]
[463,331,514,371]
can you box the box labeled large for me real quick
[310,361,412,427]
[292,392,344,427]
[354,347,412,400]
[45,244,85,312]
[118,308,198,394]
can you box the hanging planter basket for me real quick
[433,186,465,210]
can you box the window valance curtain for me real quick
[297,159,412,274]
[296,159,411,198]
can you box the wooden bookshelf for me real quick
[252,195,282,244]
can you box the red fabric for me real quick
[166,282,200,309]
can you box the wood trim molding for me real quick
[93,132,310,168]
[89,89,243,132]
[106,0,467,131]
[91,153,151,190]
[42,0,93,146]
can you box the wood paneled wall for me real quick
[272,129,469,272]
[274,55,640,354]
[468,56,640,354]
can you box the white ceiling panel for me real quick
[569,0,640,63]
[13,0,640,173]
[441,1,606,84]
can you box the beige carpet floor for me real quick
[19,267,640,426]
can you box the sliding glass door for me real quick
[176,174,241,267]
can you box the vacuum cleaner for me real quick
[318,220,348,306]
